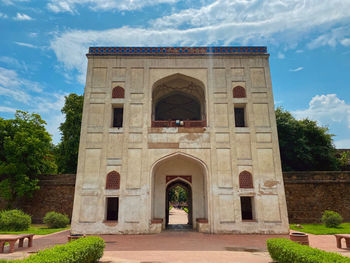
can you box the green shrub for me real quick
[23,236,105,263]
[0,210,31,231]
[267,238,350,263]
[183,207,189,213]
[322,210,343,228]
[43,211,69,228]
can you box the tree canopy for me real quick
[0,111,57,207]
[275,107,339,171]
[55,93,84,174]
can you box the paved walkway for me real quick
[1,229,350,262]
[168,208,188,225]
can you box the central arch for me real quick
[152,73,206,126]
[166,179,192,228]
[151,152,208,231]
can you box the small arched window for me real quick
[239,171,253,188]
[106,171,120,189]
[112,86,125,98]
[233,86,246,98]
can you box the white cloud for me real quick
[289,67,304,72]
[292,94,350,148]
[340,38,350,46]
[0,106,16,113]
[0,12,8,19]
[293,94,350,126]
[0,66,67,143]
[47,0,178,13]
[14,41,38,48]
[49,0,350,83]
[277,52,285,59]
[14,12,33,21]
[2,0,30,5]
[307,26,350,49]
[0,56,28,72]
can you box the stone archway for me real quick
[151,152,208,231]
[165,179,192,228]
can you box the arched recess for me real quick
[165,179,192,226]
[151,73,206,127]
[106,171,120,189]
[151,152,209,230]
[239,171,253,188]
[233,86,246,98]
[112,86,125,98]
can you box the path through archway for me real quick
[166,180,192,230]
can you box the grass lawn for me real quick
[290,223,350,235]
[0,224,70,235]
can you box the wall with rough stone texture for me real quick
[1,172,350,224]
[284,171,350,223]
[0,174,75,223]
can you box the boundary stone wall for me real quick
[0,174,75,223]
[1,172,350,224]
[284,171,350,223]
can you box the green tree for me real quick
[0,111,57,208]
[276,107,339,171]
[55,93,84,174]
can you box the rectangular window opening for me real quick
[106,197,119,221]
[113,107,123,128]
[240,196,253,220]
[234,107,246,127]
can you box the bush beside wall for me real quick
[0,210,31,231]
[267,238,350,263]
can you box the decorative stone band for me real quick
[87,46,267,56]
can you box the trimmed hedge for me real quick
[0,210,31,231]
[0,237,104,263]
[267,238,350,263]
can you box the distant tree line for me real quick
[0,94,346,207]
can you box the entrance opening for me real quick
[166,180,192,230]
[106,197,119,221]
[240,196,253,220]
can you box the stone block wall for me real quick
[0,174,75,223]
[284,171,350,223]
[1,171,350,224]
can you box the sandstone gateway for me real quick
[71,46,289,234]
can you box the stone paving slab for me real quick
[1,229,350,262]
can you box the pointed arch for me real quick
[239,171,253,188]
[233,86,246,98]
[106,171,120,189]
[151,73,206,126]
[112,86,125,98]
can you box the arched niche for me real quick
[233,86,246,98]
[152,74,206,126]
[239,171,253,188]
[112,86,125,98]
[106,171,120,190]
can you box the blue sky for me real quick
[0,0,350,148]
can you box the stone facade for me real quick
[2,172,349,225]
[71,46,289,234]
